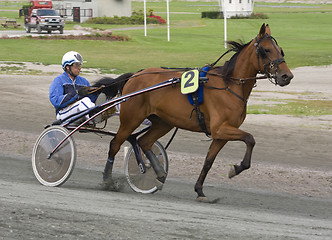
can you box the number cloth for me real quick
[187,66,210,106]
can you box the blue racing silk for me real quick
[49,72,98,114]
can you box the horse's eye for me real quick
[264,49,270,53]
[258,47,267,58]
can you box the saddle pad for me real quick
[187,66,210,105]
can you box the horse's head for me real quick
[254,24,293,87]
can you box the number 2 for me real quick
[184,71,195,88]
[181,70,199,94]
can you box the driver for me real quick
[49,51,98,123]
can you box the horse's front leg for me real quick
[102,123,140,190]
[195,139,227,202]
[103,137,119,178]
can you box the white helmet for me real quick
[62,51,84,69]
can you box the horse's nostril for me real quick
[282,73,293,81]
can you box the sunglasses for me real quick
[72,62,82,68]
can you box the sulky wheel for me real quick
[32,126,76,187]
[124,141,168,194]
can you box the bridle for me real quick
[203,34,287,118]
[204,34,286,85]
[254,34,285,85]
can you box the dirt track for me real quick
[0,63,331,239]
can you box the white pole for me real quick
[167,0,170,41]
[144,0,147,36]
[223,0,227,48]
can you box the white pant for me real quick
[56,97,95,121]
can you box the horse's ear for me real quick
[265,24,271,35]
[258,23,271,39]
[259,23,266,37]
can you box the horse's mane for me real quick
[215,40,252,82]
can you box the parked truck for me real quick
[23,0,65,34]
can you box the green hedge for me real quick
[201,11,223,19]
[230,13,269,19]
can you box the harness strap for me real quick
[206,84,247,117]
[206,85,246,103]
[187,66,211,137]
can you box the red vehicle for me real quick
[24,0,64,34]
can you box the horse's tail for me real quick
[92,72,133,99]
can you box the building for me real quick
[52,0,132,23]
[218,0,254,18]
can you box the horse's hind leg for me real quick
[195,139,227,201]
[138,116,173,188]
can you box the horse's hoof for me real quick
[228,166,237,178]
[196,197,220,203]
[100,181,111,191]
[100,176,125,192]
[196,196,209,203]
[155,178,164,190]
[100,174,113,190]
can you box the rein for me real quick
[123,34,285,87]
[205,71,268,84]
[88,85,105,94]
[132,68,269,84]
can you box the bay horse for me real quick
[98,23,293,201]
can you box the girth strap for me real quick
[190,91,210,137]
